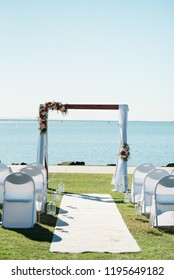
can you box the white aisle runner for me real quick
[50,193,141,253]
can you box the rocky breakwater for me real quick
[57,161,85,166]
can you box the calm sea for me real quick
[0,119,174,167]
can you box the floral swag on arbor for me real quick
[39,101,68,133]
[119,143,130,161]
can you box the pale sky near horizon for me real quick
[0,0,174,121]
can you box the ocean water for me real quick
[0,119,174,167]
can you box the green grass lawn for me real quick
[0,172,174,260]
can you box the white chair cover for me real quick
[20,165,44,212]
[29,162,47,209]
[131,163,155,203]
[171,169,174,175]
[141,169,169,214]
[150,175,174,227]
[2,172,36,228]
[0,163,12,204]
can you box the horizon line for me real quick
[0,117,173,122]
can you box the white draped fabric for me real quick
[112,104,129,192]
[37,132,48,177]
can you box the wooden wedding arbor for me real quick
[37,102,129,192]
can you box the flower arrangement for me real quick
[119,143,130,161]
[39,101,68,133]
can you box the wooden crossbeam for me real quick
[66,104,119,110]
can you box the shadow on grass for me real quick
[39,208,59,226]
[148,226,174,235]
[113,200,124,204]
[4,208,60,243]
[47,187,56,192]
[135,217,149,223]
[8,223,53,242]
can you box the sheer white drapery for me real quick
[37,131,48,178]
[112,104,129,192]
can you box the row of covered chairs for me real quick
[131,163,155,203]
[0,162,47,228]
[131,163,174,228]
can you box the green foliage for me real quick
[0,173,174,260]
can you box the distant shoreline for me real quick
[0,118,174,123]
[9,165,173,175]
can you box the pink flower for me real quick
[38,101,68,132]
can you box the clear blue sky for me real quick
[0,0,174,121]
